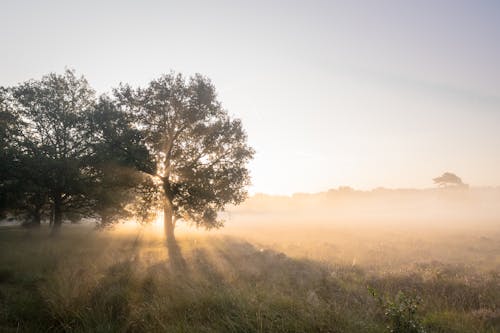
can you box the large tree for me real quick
[5,70,98,233]
[115,73,254,244]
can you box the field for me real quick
[0,221,498,332]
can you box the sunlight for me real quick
[153,211,164,229]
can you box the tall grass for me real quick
[0,224,498,332]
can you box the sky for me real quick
[1,0,500,195]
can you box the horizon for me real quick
[248,183,500,197]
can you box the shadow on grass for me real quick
[166,238,188,273]
[0,227,498,332]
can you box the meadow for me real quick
[0,219,498,333]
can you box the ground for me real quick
[0,223,498,332]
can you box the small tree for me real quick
[115,73,254,244]
[433,172,467,188]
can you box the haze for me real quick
[2,0,500,194]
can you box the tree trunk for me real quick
[49,204,54,227]
[163,197,185,270]
[164,198,176,245]
[162,179,185,270]
[51,194,63,235]
[32,209,41,227]
[23,209,41,228]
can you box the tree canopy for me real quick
[1,70,98,230]
[433,172,467,188]
[0,70,254,239]
[115,73,254,242]
[87,96,157,228]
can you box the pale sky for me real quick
[1,0,500,194]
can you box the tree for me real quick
[0,87,20,219]
[88,96,157,228]
[5,70,98,233]
[433,172,467,188]
[115,73,254,244]
[1,87,50,226]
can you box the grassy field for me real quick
[0,223,498,332]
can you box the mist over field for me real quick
[227,187,500,227]
[217,187,500,272]
[1,188,500,332]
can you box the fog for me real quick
[183,186,500,274]
[224,186,500,229]
[2,186,499,331]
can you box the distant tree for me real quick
[115,73,254,244]
[433,172,467,188]
[5,70,98,233]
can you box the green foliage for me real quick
[1,70,254,234]
[88,96,157,227]
[115,72,254,232]
[1,70,99,228]
[369,287,426,333]
[0,87,28,218]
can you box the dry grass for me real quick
[0,222,498,332]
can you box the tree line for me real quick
[0,70,254,243]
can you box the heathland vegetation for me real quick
[0,217,498,332]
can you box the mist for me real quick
[224,186,500,228]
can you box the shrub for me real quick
[369,287,426,333]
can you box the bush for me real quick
[369,287,426,333]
